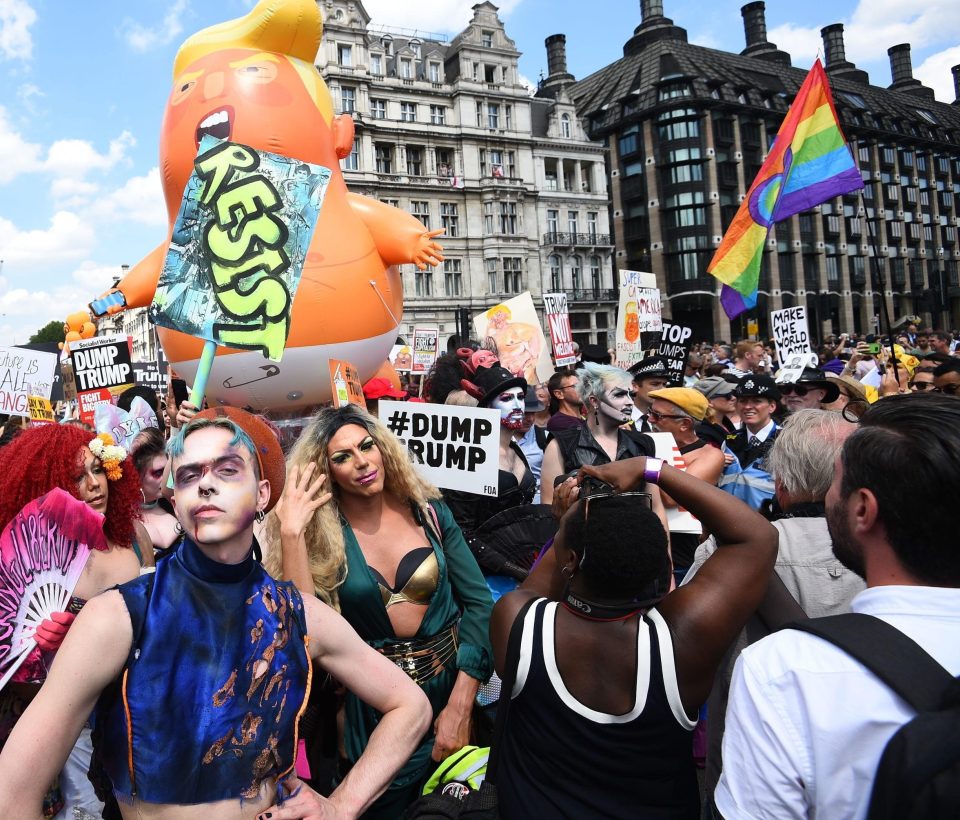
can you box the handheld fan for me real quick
[0,488,104,689]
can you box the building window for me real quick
[429,62,441,83]
[339,85,355,114]
[590,255,602,292]
[400,59,413,79]
[480,148,506,177]
[341,138,360,171]
[484,202,495,234]
[429,105,446,125]
[500,201,518,234]
[619,125,640,156]
[567,210,579,235]
[370,98,386,119]
[505,105,513,129]
[659,80,692,100]
[443,259,462,296]
[375,144,393,174]
[587,213,599,241]
[406,146,423,176]
[549,254,562,291]
[400,102,416,122]
[668,163,703,184]
[486,258,498,292]
[570,255,582,291]
[337,44,352,66]
[560,113,571,139]
[370,53,383,75]
[410,41,422,59]
[826,255,839,282]
[547,210,559,237]
[415,268,433,297]
[436,149,453,177]
[410,200,430,228]
[481,30,493,48]
[488,103,500,129]
[440,202,459,237]
[503,257,523,293]
[658,120,700,141]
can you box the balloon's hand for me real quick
[89,289,127,317]
[35,611,76,652]
[411,230,445,269]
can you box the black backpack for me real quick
[787,613,960,819]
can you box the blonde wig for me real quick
[264,405,441,608]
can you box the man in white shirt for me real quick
[716,393,960,819]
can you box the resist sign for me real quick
[543,292,577,367]
[378,401,500,496]
[770,306,813,368]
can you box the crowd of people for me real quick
[0,321,956,819]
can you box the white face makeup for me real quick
[493,386,526,429]
[597,379,636,423]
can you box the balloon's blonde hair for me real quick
[173,0,334,124]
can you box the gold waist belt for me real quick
[376,624,459,685]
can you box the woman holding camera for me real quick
[491,456,777,818]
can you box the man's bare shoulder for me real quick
[68,589,134,658]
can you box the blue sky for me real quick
[1,0,958,345]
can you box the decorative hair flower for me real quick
[89,433,127,481]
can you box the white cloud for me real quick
[359,0,522,35]
[0,106,135,186]
[88,167,167,227]
[16,81,43,116]
[0,0,37,61]
[915,46,960,104]
[769,0,960,73]
[689,31,722,51]
[120,0,189,53]
[0,210,97,268]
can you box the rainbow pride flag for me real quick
[708,59,864,319]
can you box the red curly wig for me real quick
[0,424,142,548]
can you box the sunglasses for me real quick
[910,381,935,391]
[779,384,814,396]
[582,491,653,522]
[648,409,687,422]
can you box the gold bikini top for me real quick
[371,547,439,609]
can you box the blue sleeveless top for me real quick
[95,538,311,805]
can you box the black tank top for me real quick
[497,599,699,819]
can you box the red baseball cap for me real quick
[362,377,406,400]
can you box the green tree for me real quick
[28,320,65,345]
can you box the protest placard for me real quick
[328,359,367,409]
[132,362,165,394]
[543,292,577,367]
[28,396,55,424]
[0,346,59,418]
[17,343,63,403]
[149,136,331,362]
[390,344,413,373]
[378,401,499,496]
[473,292,553,385]
[770,306,813,368]
[656,322,694,386]
[411,328,439,374]
[615,270,662,370]
[70,334,135,426]
[775,352,821,385]
[647,432,702,535]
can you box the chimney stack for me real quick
[545,34,568,78]
[537,34,575,100]
[640,0,665,22]
[624,0,687,56]
[953,64,960,105]
[888,44,914,86]
[820,24,869,84]
[740,3,790,65]
[741,2,767,51]
[887,43,936,100]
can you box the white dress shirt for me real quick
[716,585,960,820]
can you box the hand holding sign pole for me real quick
[149,136,331,412]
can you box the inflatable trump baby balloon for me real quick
[87,0,442,410]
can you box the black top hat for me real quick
[462,362,527,408]
[733,374,781,401]
[628,355,669,380]
[793,367,841,403]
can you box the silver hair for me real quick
[767,408,854,499]
[576,361,633,405]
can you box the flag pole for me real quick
[860,190,900,383]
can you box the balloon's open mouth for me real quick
[195,106,233,147]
